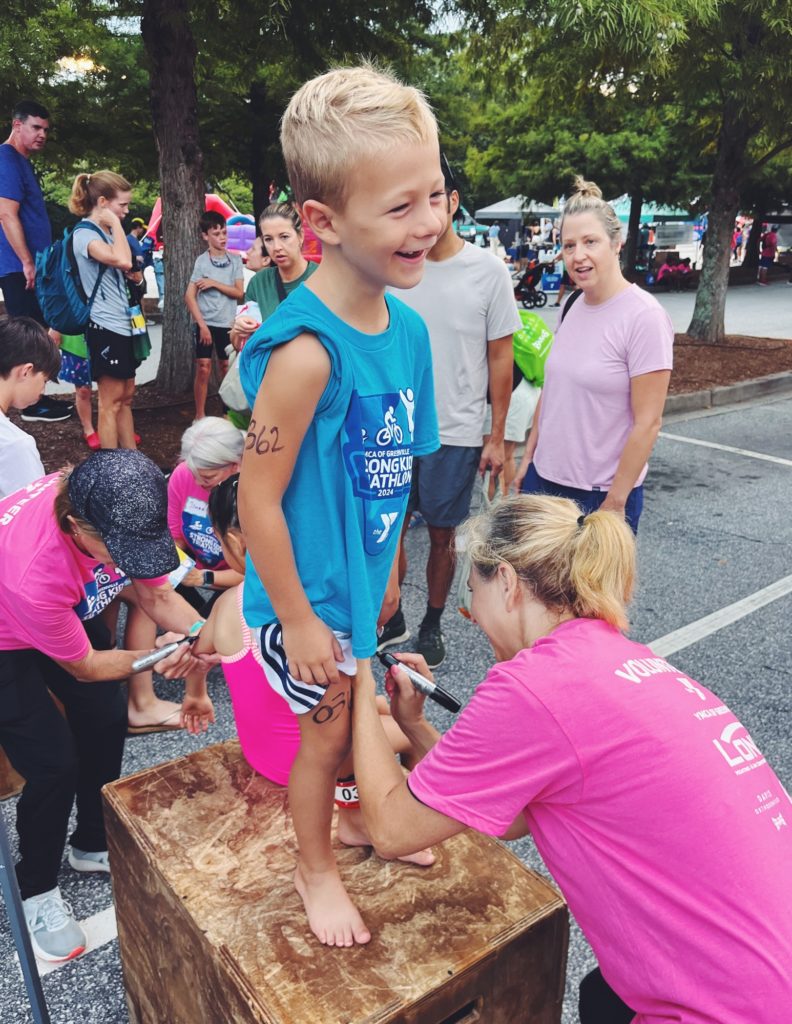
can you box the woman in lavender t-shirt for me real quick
[515,177,673,532]
[353,495,792,1023]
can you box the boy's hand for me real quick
[180,694,215,735]
[198,322,212,345]
[195,277,217,293]
[230,315,259,352]
[283,613,344,686]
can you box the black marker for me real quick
[377,652,462,714]
[131,635,198,672]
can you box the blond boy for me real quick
[237,65,444,946]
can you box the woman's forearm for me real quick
[353,669,416,846]
[605,420,663,506]
[209,568,244,590]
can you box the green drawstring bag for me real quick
[512,310,554,387]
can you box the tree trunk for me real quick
[687,103,754,344]
[142,0,205,393]
[623,190,643,273]
[249,79,283,219]
[742,203,766,270]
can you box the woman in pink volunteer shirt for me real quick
[516,177,673,532]
[352,496,792,1023]
[0,451,209,963]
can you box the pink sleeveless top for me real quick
[221,585,300,785]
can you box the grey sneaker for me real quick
[416,621,446,669]
[23,887,86,962]
[68,847,110,873]
[376,609,410,652]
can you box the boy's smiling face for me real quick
[317,140,446,292]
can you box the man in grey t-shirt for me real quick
[385,189,521,667]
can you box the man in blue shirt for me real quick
[0,100,73,421]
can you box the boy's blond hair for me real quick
[281,64,438,208]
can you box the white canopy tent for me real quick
[475,196,560,220]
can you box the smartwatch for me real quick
[202,570,215,587]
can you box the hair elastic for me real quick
[577,514,586,529]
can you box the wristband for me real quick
[334,775,360,809]
[188,620,204,636]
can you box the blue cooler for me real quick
[540,271,562,293]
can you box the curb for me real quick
[664,371,792,415]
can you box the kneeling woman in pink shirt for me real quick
[353,496,792,1023]
[516,177,673,532]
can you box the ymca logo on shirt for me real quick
[181,496,223,567]
[74,563,130,620]
[342,388,416,555]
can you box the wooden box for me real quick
[104,740,568,1024]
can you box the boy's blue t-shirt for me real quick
[239,285,439,657]
[0,144,51,276]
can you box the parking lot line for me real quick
[659,432,792,467]
[650,573,792,658]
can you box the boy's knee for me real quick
[194,359,211,381]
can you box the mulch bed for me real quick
[14,334,792,474]
[669,333,792,394]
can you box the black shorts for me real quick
[86,322,137,381]
[407,444,482,528]
[194,324,230,362]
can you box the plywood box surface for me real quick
[104,740,568,1024]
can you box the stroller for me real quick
[513,259,548,308]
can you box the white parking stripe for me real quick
[32,905,118,977]
[659,432,792,467]
[650,573,792,658]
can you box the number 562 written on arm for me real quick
[245,418,284,455]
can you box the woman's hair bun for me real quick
[571,176,603,200]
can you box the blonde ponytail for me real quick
[461,495,635,631]
[570,509,635,630]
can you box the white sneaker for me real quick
[68,847,110,873]
[23,887,86,962]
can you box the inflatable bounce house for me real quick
[146,195,322,263]
[145,195,255,257]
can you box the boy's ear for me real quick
[301,199,341,246]
[12,362,35,380]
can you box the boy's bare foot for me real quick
[294,863,371,946]
[337,811,435,867]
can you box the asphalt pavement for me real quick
[3,284,792,1022]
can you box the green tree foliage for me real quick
[460,0,792,342]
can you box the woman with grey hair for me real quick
[515,177,673,533]
[167,416,245,600]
